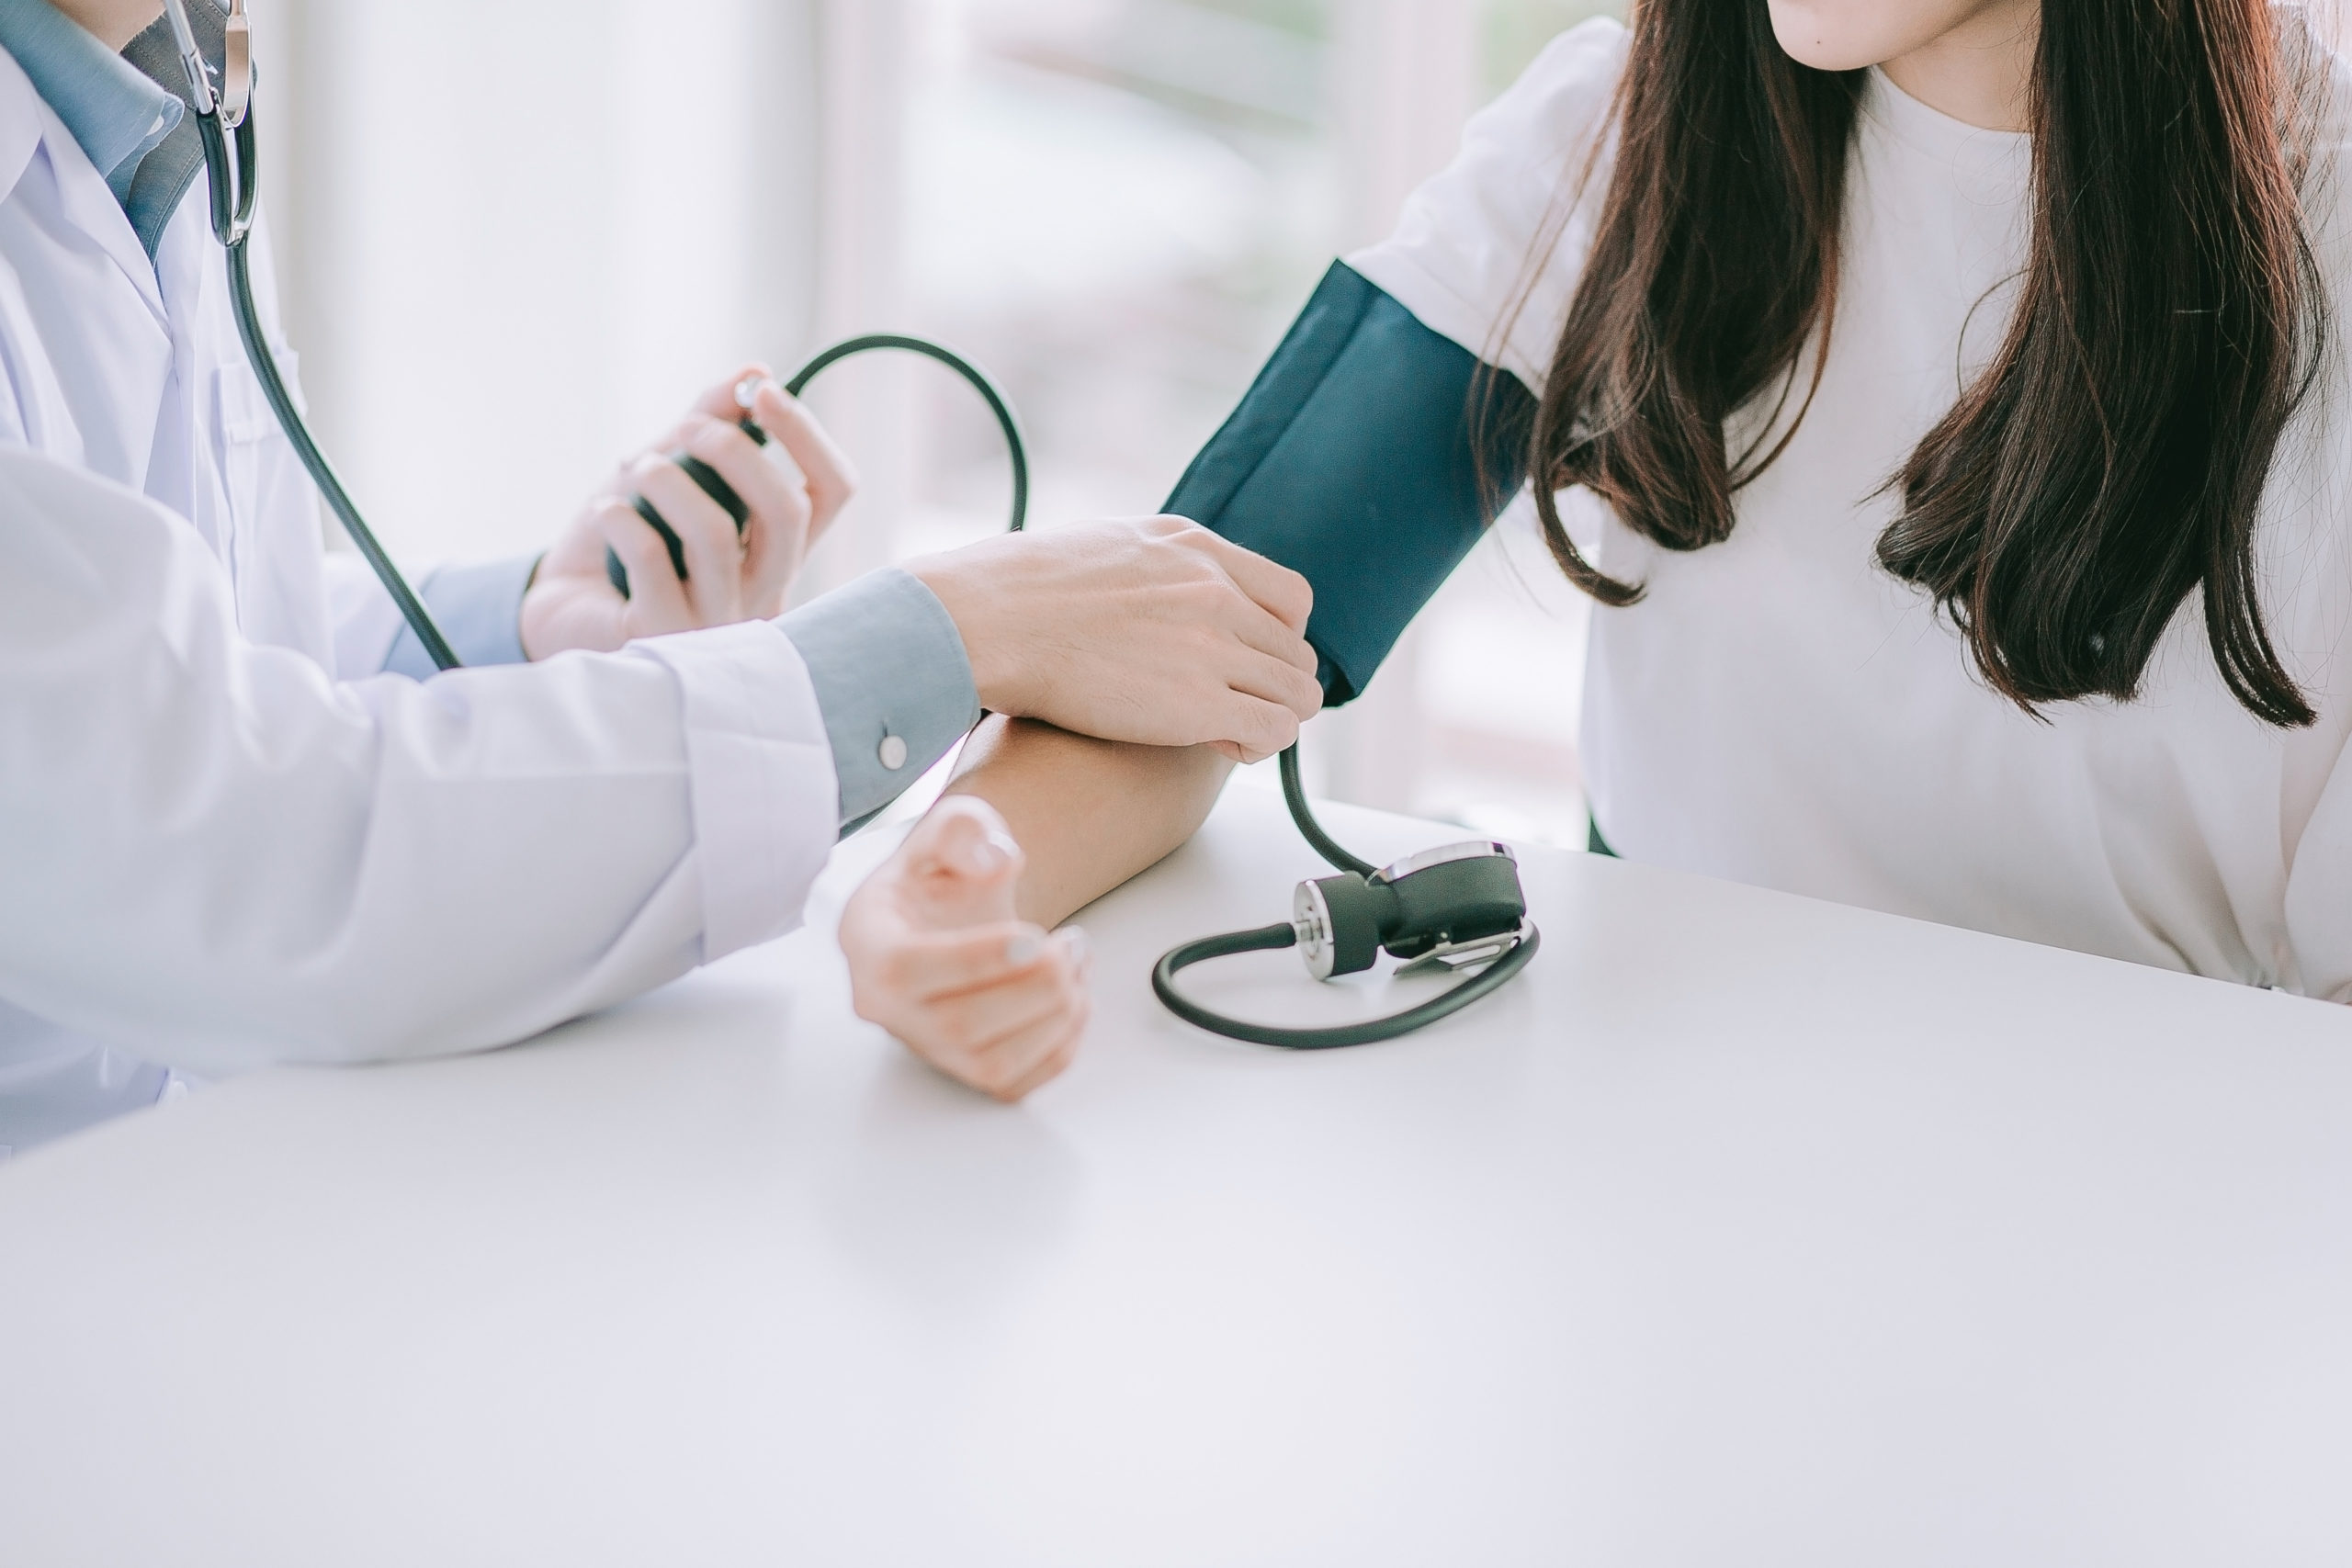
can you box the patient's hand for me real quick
[841,797,1091,1102]
[521,365,857,658]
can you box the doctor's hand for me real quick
[907,516,1322,763]
[519,365,857,659]
[842,797,1092,1103]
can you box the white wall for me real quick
[267,0,823,567]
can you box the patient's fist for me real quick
[840,797,1091,1102]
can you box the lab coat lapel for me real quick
[0,47,40,204]
[0,51,178,496]
[25,96,167,324]
[0,41,168,324]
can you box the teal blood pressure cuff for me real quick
[1164,261,1535,706]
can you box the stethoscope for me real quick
[164,0,1539,1049]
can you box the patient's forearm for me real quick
[943,716,1234,927]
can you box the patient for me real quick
[842,0,2352,1097]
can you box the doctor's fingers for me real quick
[668,368,854,532]
[631,457,747,626]
[1216,644,1325,727]
[745,381,858,540]
[691,361,775,423]
[1201,691,1308,764]
[594,497,696,633]
[678,412,808,523]
[1213,592,1323,682]
[673,414,810,611]
[1178,523,1315,636]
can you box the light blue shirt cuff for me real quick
[779,567,981,834]
[383,554,540,677]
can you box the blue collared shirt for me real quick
[0,0,197,253]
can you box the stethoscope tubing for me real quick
[201,107,466,672]
[196,96,1028,674]
[785,334,1029,536]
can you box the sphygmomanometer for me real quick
[1144,262,1546,1046]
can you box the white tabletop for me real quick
[5,780,2352,1566]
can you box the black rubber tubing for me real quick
[1152,919,1540,1050]
[226,237,464,672]
[1280,743,1374,877]
[607,333,1030,599]
[205,102,469,671]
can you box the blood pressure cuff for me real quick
[1164,261,1535,706]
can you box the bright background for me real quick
[255,0,1624,844]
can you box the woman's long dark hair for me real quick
[1526,0,2327,726]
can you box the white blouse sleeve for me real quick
[0,446,838,1077]
[1346,17,1630,391]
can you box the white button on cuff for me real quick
[878,733,909,772]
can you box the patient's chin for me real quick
[1764,0,1926,74]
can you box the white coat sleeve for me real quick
[0,446,839,1077]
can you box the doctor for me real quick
[0,0,1323,1151]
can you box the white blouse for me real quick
[1351,15,2352,998]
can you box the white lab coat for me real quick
[0,50,841,1149]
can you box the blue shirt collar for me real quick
[0,0,182,202]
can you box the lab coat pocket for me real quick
[214,350,299,525]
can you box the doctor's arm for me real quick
[0,447,1319,1077]
[0,447,812,1077]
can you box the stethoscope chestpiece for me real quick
[1292,841,1526,981]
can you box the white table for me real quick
[6,781,2352,1566]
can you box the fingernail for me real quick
[1061,927,1090,969]
[962,828,1019,877]
[1005,931,1045,966]
[960,833,1010,877]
